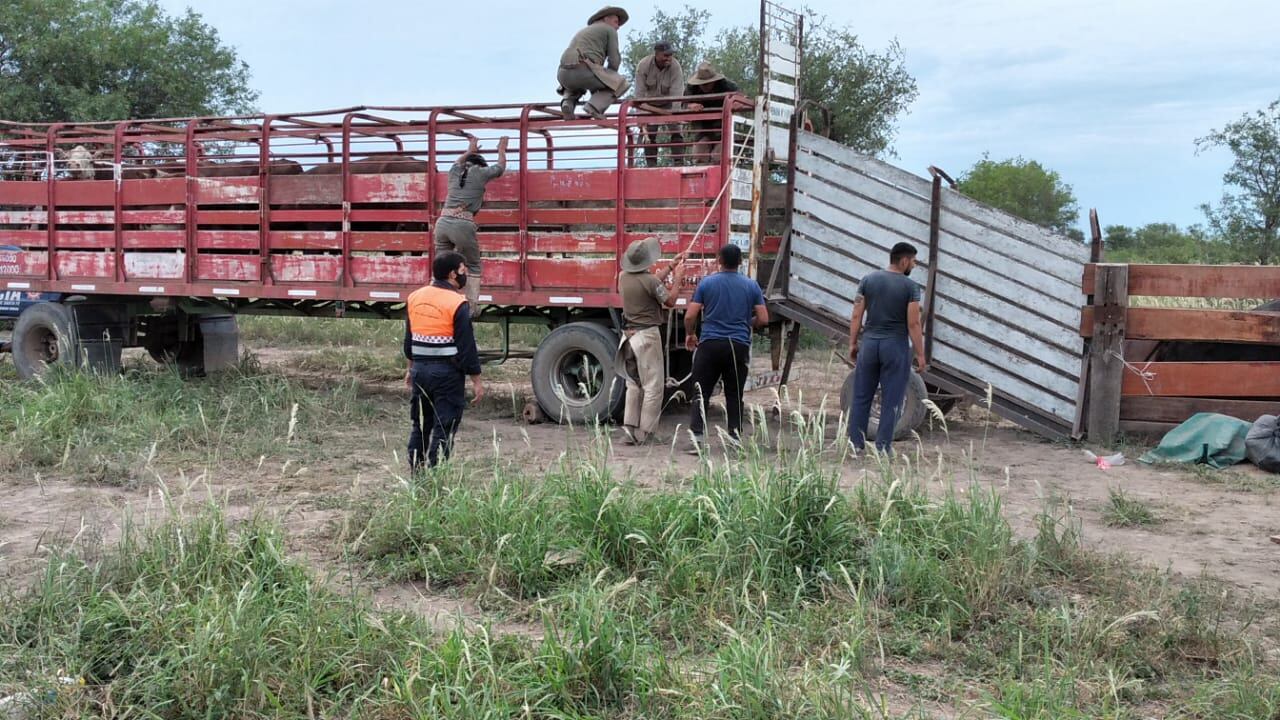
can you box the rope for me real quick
[1110,350,1156,396]
[663,121,757,386]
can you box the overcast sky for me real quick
[157,0,1279,234]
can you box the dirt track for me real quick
[2,349,1277,606]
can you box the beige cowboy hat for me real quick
[588,6,629,25]
[687,62,725,85]
[621,236,661,273]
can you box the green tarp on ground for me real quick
[1138,412,1252,469]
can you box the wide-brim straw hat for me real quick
[588,6,629,25]
[621,237,661,273]
[687,62,725,85]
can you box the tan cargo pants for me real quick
[623,326,665,441]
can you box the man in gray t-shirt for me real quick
[847,242,927,454]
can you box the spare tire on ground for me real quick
[839,369,930,442]
[1246,414,1280,473]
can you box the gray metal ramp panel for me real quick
[788,130,1088,429]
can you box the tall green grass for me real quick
[350,431,1280,717]
[0,504,916,719]
[0,357,379,481]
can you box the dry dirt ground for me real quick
[2,344,1278,620]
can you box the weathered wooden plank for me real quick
[1083,263,1280,299]
[271,255,340,283]
[270,175,341,205]
[0,180,47,205]
[0,211,47,224]
[196,177,260,204]
[121,177,185,205]
[123,231,185,249]
[268,232,341,250]
[124,252,185,279]
[932,298,1083,382]
[932,320,1080,402]
[795,211,1081,333]
[1120,396,1279,424]
[765,54,797,78]
[1121,362,1280,397]
[765,35,799,64]
[796,162,1085,291]
[794,224,1082,360]
[197,231,259,250]
[799,134,1087,274]
[350,256,432,285]
[930,338,1077,422]
[197,254,259,282]
[794,175,930,258]
[527,257,616,290]
[54,181,113,206]
[1119,420,1178,438]
[765,79,798,101]
[1081,306,1280,343]
[350,232,431,253]
[1087,264,1129,444]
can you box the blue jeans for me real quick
[408,360,466,469]
[848,336,911,453]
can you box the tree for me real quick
[0,0,257,123]
[955,155,1081,236]
[1103,223,1233,264]
[623,6,917,155]
[1197,98,1280,264]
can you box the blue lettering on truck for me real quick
[0,246,60,317]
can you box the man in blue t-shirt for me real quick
[848,241,927,454]
[683,243,768,449]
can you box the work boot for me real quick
[560,98,576,121]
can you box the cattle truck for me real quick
[0,97,788,424]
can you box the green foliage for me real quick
[1102,222,1237,264]
[0,358,376,480]
[1198,98,1280,265]
[623,6,918,154]
[956,155,1081,235]
[0,0,256,122]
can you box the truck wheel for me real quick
[531,322,625,424]
[12,302,76,380]
[840,369,930,442]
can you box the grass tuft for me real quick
[1103,487,1159,527]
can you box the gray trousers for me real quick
[558,66,617,115]
[434,216,482,305]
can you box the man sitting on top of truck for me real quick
[556,6,632,120]
[683,62,740,162]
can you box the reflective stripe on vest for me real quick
[406,284,467,358]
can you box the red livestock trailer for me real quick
[0,98,766,421]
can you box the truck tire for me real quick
[839,368,930,442]
[531,322,625,424]
[11,302,76,380]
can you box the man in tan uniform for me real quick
[557,6,631,120]
[633,41,685,166]
[617,237,685,444]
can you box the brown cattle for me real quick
[303,157,427,175]
[197,158,304,177]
